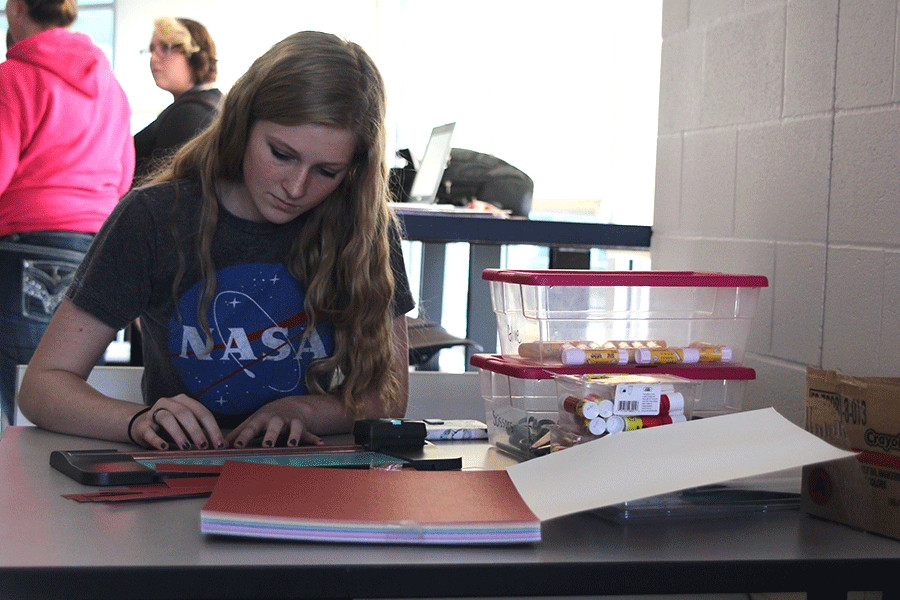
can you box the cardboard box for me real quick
[801,366,900,540]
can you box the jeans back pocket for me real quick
[22,258,81,320]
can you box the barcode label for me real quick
[614,384,662,415]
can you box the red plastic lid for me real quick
[482,269,768,288]
[469,354,756,381]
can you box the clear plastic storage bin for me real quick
[472,354,756,459]
[483,270,768,367]
[472,354,565,459]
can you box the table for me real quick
[396,209,652,249]
[394,208,652,359]
[2,425,900,600]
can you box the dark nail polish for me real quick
[288,438,298,446]
[160,442,168,450]
[182,442,191,450]
[217,442,225,449]
[235,440,244,448]
[199,441,208,449]
[264,440,273,448]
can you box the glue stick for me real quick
[584,393,615,419]
[596,398,615,418]
[606,414,686,434]
[658,392,685,416]
[689,342,734,361]
[586,416,607,436]
[695,346,732,362]
[633,347,699,364]
[562,395,602,420]
[561,346,629,366]
[634,346,731,364]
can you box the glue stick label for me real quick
[623,415,678,430]
[637,348,700,364]
[695,346,732,362]
[561,347,628,366]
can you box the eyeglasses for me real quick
[140,42,182,57]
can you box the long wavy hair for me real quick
[149,31,400,418]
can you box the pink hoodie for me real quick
[0,29,135,237]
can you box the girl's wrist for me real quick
[127,407,153,445]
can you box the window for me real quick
[380,1,662,226]
[378,2,660,369]
[2,1,115,64]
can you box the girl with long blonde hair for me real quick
[19,31,413,450]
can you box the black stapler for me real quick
[353,418,426,451]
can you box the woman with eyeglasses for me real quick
[19,31,415,452]
[133,17,222,185]
[0,0,134,428]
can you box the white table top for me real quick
[2,425,899,600]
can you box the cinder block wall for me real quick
[654,0,900,426]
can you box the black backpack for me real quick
[436,148,533,216]
[389,148,534,217]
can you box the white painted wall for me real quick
[113,0,379,132]
[110,0,662,225]
[654,0,900,426]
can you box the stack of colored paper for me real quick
[200,410,857,546]
[200,461,541,545]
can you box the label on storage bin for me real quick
[614,384,663,416]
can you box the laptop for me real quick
[405,122,455,205]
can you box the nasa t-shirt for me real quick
[67,179,415,427]
[168,260,334,424]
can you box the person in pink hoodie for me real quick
[0,0,134,428]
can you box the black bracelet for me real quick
[127,407,153,446]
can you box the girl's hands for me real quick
[131,394,352,450]
[225,396,328,449]
[130,394,227,450]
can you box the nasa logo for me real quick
[168,263,333,415]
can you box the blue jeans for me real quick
[0,231,94,427]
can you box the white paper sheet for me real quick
[507,408,855,521]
